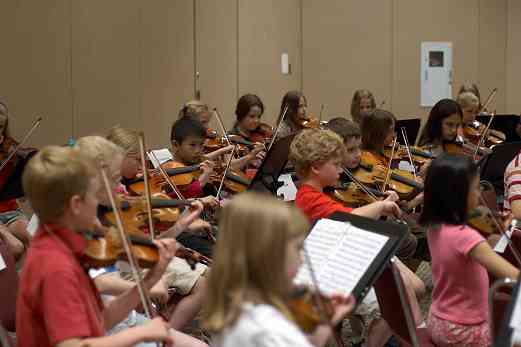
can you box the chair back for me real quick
[0,235,19,331]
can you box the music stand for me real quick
[248,134,296,195]
[479,142,521,194]
[395,118,421,146]
[476,114,521,143]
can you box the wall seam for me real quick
[299,0,303,92]
[236,0,239,100]
[68,0,75,138]
[390,0,394,113]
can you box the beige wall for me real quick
[0,0,519,148]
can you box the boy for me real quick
[289,128,400,222]
[74,136,209,333]
[17,146,175,347]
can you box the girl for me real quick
[350,89,376,124]
[458,82,482,110]
[229,94,269,142]
[275,90,310,139]
[203,192,355,347]
[417,99,462,156]
[420,154,519,347]
[360,109,395,160]
[0,98,32,260]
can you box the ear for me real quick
[171,140,180,151]
[68,194,83,217]
[309,162,322,176]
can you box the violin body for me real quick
[443,138,491,160]
[463,120,505,147]
[249,122,273,143]
[468,205,504,236]
[287,286,333,333]
[383,145,434,167]
[329,181,386,208]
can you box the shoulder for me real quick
[220,304,311,347]
[440,224,485,255]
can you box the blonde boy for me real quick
[17,146,175,347]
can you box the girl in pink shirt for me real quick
[420,154,519,347]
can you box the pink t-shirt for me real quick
[428,224,488,325]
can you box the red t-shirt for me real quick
[295,184,353,223]
[17,223,104,347]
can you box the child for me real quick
[74,135,210,332]
[178,99,213,130]
[17,145,176,347]
[360,109,396,161]
[229,94,269,142]
[290,128,400,223]
[420,154,519,347]
[457,92,506,143]
[417,99,462,156]
[275,90,310,139]
[325,117,363,170]
[0,98,33,260]
[203,192,355,347]
[458,82,482,110]
[350,89,376,124]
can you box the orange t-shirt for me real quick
[295,184,353,223]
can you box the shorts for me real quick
[427,312,491,347]
[118,256,207,296]
[0,209,25,226]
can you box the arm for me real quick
[204,145,234,161]
[469,242,519,280]
[510,200,521,220]
[351,201,401,220]
[230,145,265,171]
[102,239,176,330]
[94,273,168,303]
[55,317,172,347]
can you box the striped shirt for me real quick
[504,151,521,212]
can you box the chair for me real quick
[373,258,436,347]
[489,278,516,342]
[0,323,13,347]
[396,118,421,147]
[0,235,19,332]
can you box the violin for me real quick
[249,122,274,143]
[83,227,211,270]
[443,137,491,160]
[287,286,334,333]
[383,145,435,166]
[299,113,321,129]
[328,181,387,208]
[203,128,223,152]
[129,161,202,195]
[463,120,505,146]
[356,151,423,200]
[467,205,505,236]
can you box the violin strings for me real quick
[216,145,237,200]
[342,168,378,202]
[382,138,397,193]
[149,151,186,201]
[267,105,289,152]
[0,116,42,173]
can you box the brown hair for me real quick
[0,98,11,138]
[289,128,345,177]
[23,146,96,222]
[235,94,264,122]
[277,90,305,125]
[326,117,361,142]
[350,89,376,123]
[361,109,395,152]
[202,192,309,333]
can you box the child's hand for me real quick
[198,195,219,209]
[187,218,212,235]
[379,201,402,218]
[328,293,356,325]
[383,191,399,202]
[137,317,174,346]
[146,238,177,285]
[149,279,169,304]
[200,160,215,175]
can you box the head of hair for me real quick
[418,99,462,146]
[106,126,140,155]
[419,154,477,226]
[289,128,345,177]
[458,82,481,103]
[170,116,206,144]
[74,135,124,163]
[278,90,305,124]
[202,192,309,333]
[350,89,376,123]
[360,109,395,151]
[456,92,479,110]
[235,94,264,122]
[23,146,96,222]
[178,100,209,119]
[326,117,361,142]
[0,98,11,138]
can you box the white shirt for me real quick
[214,303,314,347]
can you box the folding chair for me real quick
[489,278,516,342]
[0,235,19,332]
[373,258,436,347]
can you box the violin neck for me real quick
[150,198,192,208]
[165,164,201,176]
[225,172,251,186]
[390,172,423,190]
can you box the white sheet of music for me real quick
[510,283,521,343]
[294,218,389,296]
[147,148,173,168]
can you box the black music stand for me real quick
[494,279,520,347]
[476,114,521,143]
[396,118,421,146]
[479,142,521,194]
[248,134,296,195]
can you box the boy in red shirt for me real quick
[290,128,400,222]
[17,146,176,347]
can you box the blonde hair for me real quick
[178,100,209,119]
[202,192,309,333]
[22,146,96,222]
[106,126,140,155]
[350,89,376,123]
[74,135,124,163]
[456,92,479,110]
[289,129,345,177]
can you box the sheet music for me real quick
[276,174,297,201]
[147,148,173,168]
[294,218,389,296]
[0,253,5,272]
[27,214,39,236]
[510,283,521,330]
